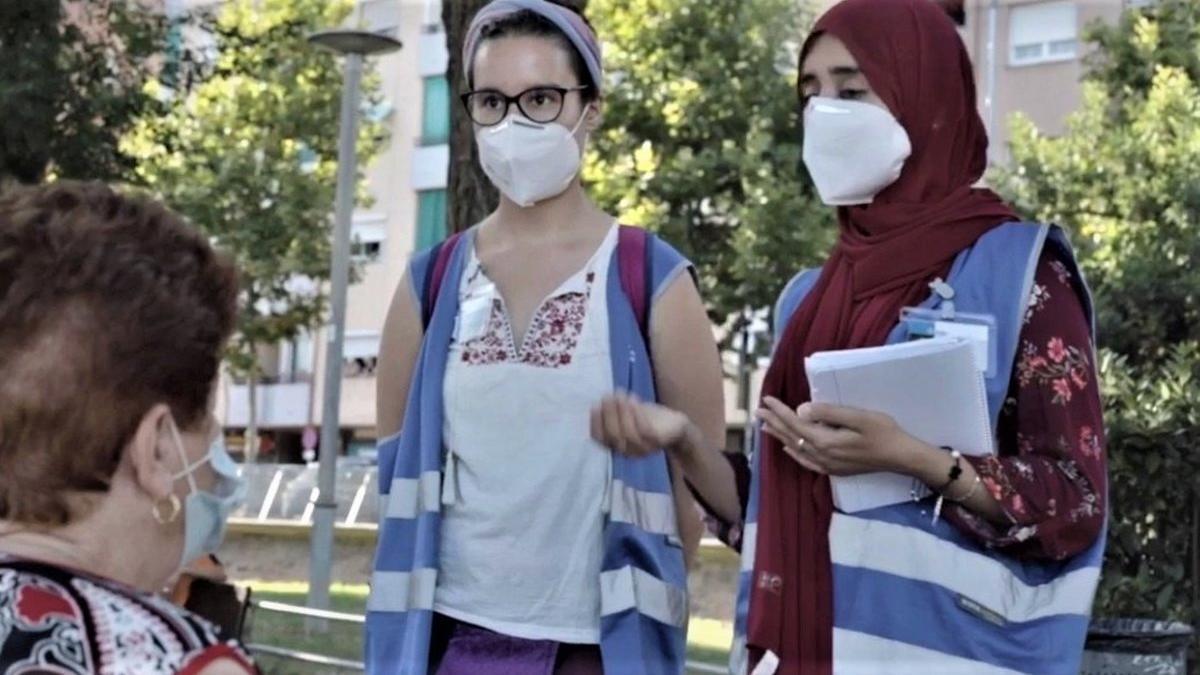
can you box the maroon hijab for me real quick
[747,0,1018,671]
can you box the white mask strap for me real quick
[167,417,208,493]
[569,104,591,135]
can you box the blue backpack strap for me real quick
[773,267,823,343]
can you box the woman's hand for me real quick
[590,393,692,458]
[757,397,939,477]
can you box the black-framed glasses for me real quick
[460,85,589,127]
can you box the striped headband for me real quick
[463,0,603,94]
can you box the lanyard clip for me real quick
[930,277,957,321]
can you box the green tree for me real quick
[123,0,385,460]
[995,0,1200,629]
[0,0,167,185]
[586,0,832,333]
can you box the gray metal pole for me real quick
[985,0,999,161]
[738,307,753,458]
[307,51,364,625]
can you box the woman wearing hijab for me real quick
[592,0,1107,673]
[367,1,724,674]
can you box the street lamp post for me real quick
[305,27,401,629]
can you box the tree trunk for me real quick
[441,0,589,233]
[245,369,260,463]
[443,0,497,233]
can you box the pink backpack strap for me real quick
[617,225,652,345]
[421,231,465,330]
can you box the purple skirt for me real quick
[432,615,603,675]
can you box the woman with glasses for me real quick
[367,1,725,674]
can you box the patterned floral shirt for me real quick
[942,252,1106,560]
[707,252,1107,562]
[0,555,257,675]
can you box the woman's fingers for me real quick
[801,402,869,429]
[590,405,605,445]
[633,402,675,451]
[757,407,796,445]
[592,394,661,457]
[759,408,828,473]
[783,444,827,474]
[601,397,628,453]
[616,395,652,455]
[761,397,807,442]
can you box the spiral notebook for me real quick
[804,337,994,513]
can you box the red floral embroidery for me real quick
[460,299,512,367]
[520,291,589,368]
[460,275,593,369]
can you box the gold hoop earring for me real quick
[152,494,182,525]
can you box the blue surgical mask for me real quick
[168,421,246,567]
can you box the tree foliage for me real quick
[994,0,1200,628]
[0,0,167,184]
[123,0,385,386]
[587,0,832,330]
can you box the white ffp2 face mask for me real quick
[802,97,912,206]
[476,109,589,208]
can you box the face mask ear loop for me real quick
[167,417,201,495]
[570,103,592,136]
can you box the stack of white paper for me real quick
[804,337,993,513]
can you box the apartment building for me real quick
[196,0,451,462]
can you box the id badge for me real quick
[901,306,996,377]
[455,284,495,343]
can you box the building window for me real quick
[416,189,448,250]
[351,214,387,263]
[277,332,315,383]
[422,76,451,145]
[423,0,444,29]
[343,331,381,378]
[1009,2,1078,67]
[351,240,382,261]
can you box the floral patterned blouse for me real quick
[709,251,1107,562]
[0,555,258,674]
[943,253,1106,560]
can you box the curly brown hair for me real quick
[0,181,239,526]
